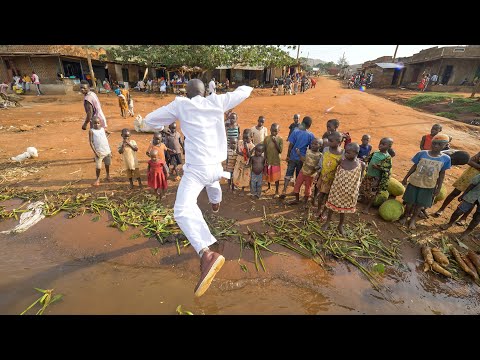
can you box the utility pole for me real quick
[86,49,97,91]
[296,45,301,74]
[392,45,399,62]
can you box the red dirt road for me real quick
[1,77,480,314]
[1,76,478,189]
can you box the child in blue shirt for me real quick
[400,134,451,230]
[358,134,372,162]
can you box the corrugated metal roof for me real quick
[216,64,264,71]
[375,63,404,69]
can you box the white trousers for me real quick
[174,163,223,254]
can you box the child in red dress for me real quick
[147,149,168,199]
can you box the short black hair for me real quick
[243,128,253,137]
[327,119,340,128]
[302,116,313,129]
[346,142,360,153]
[448,150,470,166]
[80,80,89,85]
[328,131,343,142]
[255,143,265,152]
[380,137,394,146]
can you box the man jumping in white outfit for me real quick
[145,79,253,297]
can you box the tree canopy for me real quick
[107,45,296,70]
[337,53,349,68]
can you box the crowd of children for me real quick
[220,115,478,239]
[87,112,478,240]
[87,122,184,199]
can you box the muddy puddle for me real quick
[0,201,479,315]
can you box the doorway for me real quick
[122,68,129,83]
[62,60,82,79]
[441,65,453,85]
[391,68,402,85]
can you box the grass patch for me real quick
[446,97,480,115]
[406,93,480,116]
[406,93,461,107]
[435,112,458,120]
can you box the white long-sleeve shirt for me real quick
[144,85,253,166]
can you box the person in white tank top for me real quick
[89,118,112,186]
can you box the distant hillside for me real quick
[299,57,327,67]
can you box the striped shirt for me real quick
[226,126,240,144]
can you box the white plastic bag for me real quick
[1,201,45,234]
[11,147,38,162]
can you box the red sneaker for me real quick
[194,250,225,297]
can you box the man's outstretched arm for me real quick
[144,101,178,130]
[219,86,253,112]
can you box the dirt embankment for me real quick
[365,87,480,128]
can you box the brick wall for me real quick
[29,57,61,83]
[0,58,7,81]
[370,67,393,87]
[106,63,117,82]
[0,56,60,83]
[128,64,139,83]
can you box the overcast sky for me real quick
[285,45,464,65]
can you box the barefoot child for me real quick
[420,124,442,150]
[401,134,451,230]
[440,173,480,240]
[263,123,283,197]
[88,118,112,186]
[127,97,134,117]
[322,143,365,235]
[115,87,128,118]
[435,150,480,220]
[250,144,266,199]
[165,123,184,180]
[291,138,323,204]
[147,149,168,199]
[281,116,315,198]
[359,137,393,214]
[223,138,238,192]
[315,132,344,216]
[233,129,255,195]
[118,128,142,189]
[146,131,168,164]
